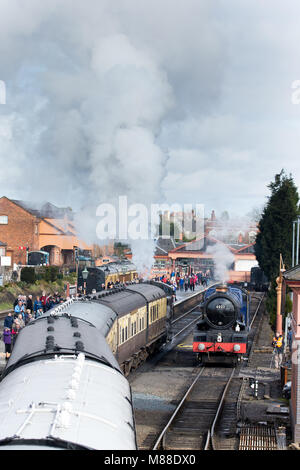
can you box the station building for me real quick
[150,234,258,281]
[0,197,92,267]
[149,210,259,280]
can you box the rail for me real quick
[152,292,264,451]
[249,293,265,329]
[152,367,205,450]
[204,368,236,450]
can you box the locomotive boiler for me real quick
[193,284,251,365]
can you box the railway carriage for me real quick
[0,307,136,450]
[90,282,172,374]
[0,281,174,450]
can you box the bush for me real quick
[44,266,59,282]
[20,267,36,284]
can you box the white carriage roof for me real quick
[0,355,136,450]
[4,314,120,376]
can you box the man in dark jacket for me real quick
[4,312,13,330]
[26,295,33,312]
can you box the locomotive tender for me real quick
[0,281,173,450]
[193,284,251,365]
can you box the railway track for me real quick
[171,305,202,339]
[147,292,267,451]
[153,366,236,450]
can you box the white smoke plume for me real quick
[2,0,288,276]
[206,243,235,282]
[0,1,176,275]
[206,213,257,281]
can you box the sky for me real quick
[0,0,300,227]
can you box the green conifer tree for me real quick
[255,170,299,280]
[255,170,300,327]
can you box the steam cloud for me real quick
[206,216,257,281]
[0,1,176,275]
[206,243,235,282]
[1,1,298,274]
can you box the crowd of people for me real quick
[2,292,65,360]
[153,270,211,297]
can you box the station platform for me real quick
[174,284,206,302]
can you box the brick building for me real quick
[0,197,40,266]
[0,197,92,267]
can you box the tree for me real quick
[255,170,300,328]
[255,170,299,281]
[114,242,130,258]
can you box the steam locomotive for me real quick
[193,284,251,365]
[77,261,137,292]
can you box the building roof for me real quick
[283,265,300,281]
[11,200,73,220]
[229,243,255,254]
[155,237,180,256]
[169,235,236,254]
[153,236,256,257]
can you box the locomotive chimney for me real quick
[215,283,228,293]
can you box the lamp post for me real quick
[82,267,89,296]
